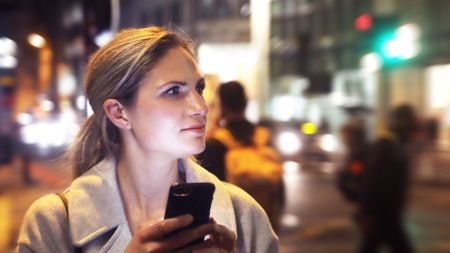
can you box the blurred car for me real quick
[14,111,80,160]
[259,119,340,170]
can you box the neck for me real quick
[121,157,178,189]
[117,155,180,223]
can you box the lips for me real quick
[181,125,205,133]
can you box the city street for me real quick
[1,153,450,253]
[2,1,450,252]
[279,161,450,253]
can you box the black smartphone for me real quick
[164,182,215,244]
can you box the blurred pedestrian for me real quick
[17,27,278,252]
[336,117,369,203]
[357,104,418,253]
[197,81,284,233]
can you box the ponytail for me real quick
[70,114,120,176]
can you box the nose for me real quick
[188,92,208,117]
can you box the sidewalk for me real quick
[0,158,71,252]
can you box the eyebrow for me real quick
[160,77,205,88]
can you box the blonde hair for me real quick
[70,26,193,176]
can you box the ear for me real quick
[103,98,131,129]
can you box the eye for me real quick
[196,81,205,95]
[164,86,181,96]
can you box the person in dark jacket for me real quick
[357,104,418,253]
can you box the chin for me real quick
[176,139,205,157]
[188,143,206,155]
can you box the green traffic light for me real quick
[374,24,421,65]
[375,31,399,62]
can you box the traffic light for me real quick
[354,14,373,32]
[375,24,421,66]
[374,29,401,65]
[367,16,421,67]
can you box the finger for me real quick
[174,239,215,253]
[137,214,193,242]
[174,222,236,251]
[158,222,236,252]
[160,223,213,248]
[208,223,237,251]
[139,221,215,252]
[156,222,221,251]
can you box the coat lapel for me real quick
[65,158,131,251]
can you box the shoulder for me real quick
[20,194,67,234]
[211,127,239,148]
[18,193,72,252]
[222,182,279,252]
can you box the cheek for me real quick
[130,99,185,142]
[141,107,181,139]
[152,107,181,126]
[135,100,179,123]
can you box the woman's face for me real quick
[124,46,208,158]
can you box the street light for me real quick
[27,33,47,49]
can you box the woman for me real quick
[17,27,278,253]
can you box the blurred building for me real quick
[2,0,450,148]
[0,0,95,117]
[120,0,250,43]
[268,0,450,147]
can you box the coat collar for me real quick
[65,158,237,250]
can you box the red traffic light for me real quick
[354,14,373,31]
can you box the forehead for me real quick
[146,47,201,82]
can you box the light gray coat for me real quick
[17,158,279,252]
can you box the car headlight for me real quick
[276,131,302,155]
[319,134,338,152]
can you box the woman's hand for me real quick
[125,214,236,253]
[205,217,236,252]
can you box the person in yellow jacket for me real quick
[197,81,283,232]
